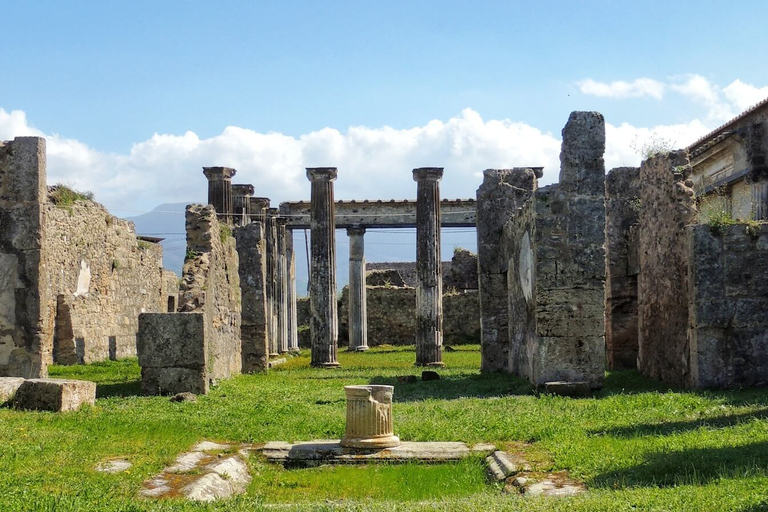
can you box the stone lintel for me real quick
[202,167,237,180]
[306,167,338,182]
[413,167,444,182]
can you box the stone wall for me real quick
[366,250,478,291]
[498,112,606,388]
[688,223,768,388]
[234,221,269,372]
[476,169,538,372]
[0,137,50,378]
[331,286,480,346]
[43,201,176,363]
[637,152,696,386]
[604,167,641,369]
[178,204,241,384]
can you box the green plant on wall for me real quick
[219,223,233,244]
[50,184,94,208]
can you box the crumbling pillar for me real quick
[276,217,289,353]
[265,208,279,356]
[413,167,444,367]
[347,227,369,351]
[249,197,270,224]
[232,184,254,227]
[202,167,236,224]
[286,230,300,352]
[234,220,269,372]
[307,167,340,367]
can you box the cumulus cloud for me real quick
[723,79,768,112]
[578,78,665,99]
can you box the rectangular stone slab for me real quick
[263,440,496,465]
[13,378,96,412]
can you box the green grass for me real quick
[49,184,94,207]
[1,345,768,511]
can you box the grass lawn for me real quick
[2,345,768,511]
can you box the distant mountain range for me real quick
[125,203,477,296]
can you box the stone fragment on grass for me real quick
[486,450,531,481]
[13,378,96,412]
[96,459,132,473]
[0,377,25,403]
[543,381,591,397]
[192,441,230,452]
[166,451,210,473]
[508,471,586,497]
[170,392,197,402]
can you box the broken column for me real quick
[265,208,279,356]
[231,184,254,227]
[276,216,289,353]
[234,220,270,372]
[307,167,340,367]
[202,167,236,224]
[476,168,539,372]
[413,167,444,367]
[605,167,641,369]
[249,197,270,224]
[0,137,51,378]
[341,385,399,449]
[347,227,369,351]
[286,230,300,352]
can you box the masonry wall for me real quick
[637,152,697,386]
[178,204,242,384]
[476,169,538,372]
[604,167,641,369]
[688,223,768,388]
[0,137,50,378]
[43,201,176,364]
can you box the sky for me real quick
[2,0,768,222]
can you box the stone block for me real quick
[0,377,25,403]
[141,367,208,396]
[137,313,206,368]
[13,378,95,412]
[543,381,591,397]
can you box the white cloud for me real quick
[578,78,666,100]
[723,79,768,112]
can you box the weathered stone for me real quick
[0,377,25,403]
[96,459,132,473]
[202,167,236,224]
[137,313,206,369]
[485,450,531,481]
[170,392,197,402]
[234,221,269,373]
[13,378,95,412]
[543,381,591,397]
[366,268,407,287]
[341,385,399,449]
[346,227,369,351]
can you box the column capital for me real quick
[346,226,366,236]
[412,167,444,182]
[203,166,237,180]
[250,197,270,210]
[266,207,280,217]
[306,167,338,182]
[231,184,255,197]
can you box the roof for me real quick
[687,96,768,157]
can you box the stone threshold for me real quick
[263,440,496,466]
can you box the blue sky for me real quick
[2,1,768,216]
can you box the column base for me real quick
[341,434,400,450]
[312,361,341,368]
[349,346,370,352]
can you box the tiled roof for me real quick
[687,96,768,157]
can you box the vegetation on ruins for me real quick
[49,183,94,207]
[219,223,233,244]
[2,346,768,511]
[631,133,678,160]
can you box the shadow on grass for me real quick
[368,373,533,401]
[591,408,768,438]
[96,380,142,398]
[593,440,768,488]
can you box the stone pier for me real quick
[202,167,236,224]
[265,208,279,356]
[413,167,444,367]
[276,217,289,353]
[347,227,369,351]
[234,220,269,373]
[307,168,340,367]
[231,184,254,227]
[286,231,299,352]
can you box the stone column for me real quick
[276,217,289,353]
[202,166,236,224]
[286,230,300,352]
[307,167,340,367]
[341,385,399,449]
[347,227,369,351]
[413,167,444,367]
[265,208,279,356]
[249,197,270,224]
[232,184,254,226]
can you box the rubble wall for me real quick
[234,221,269,372]
[476,169,537,372]
[637,152,696,386]
[0,137,50,378]
[604,167,641,369]
[43,201,175,363]
[178,204,241,385]
[688,223,768,388]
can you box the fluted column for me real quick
[347,227,369,351]
[307,167,340,367]
[265,208,279,356]
[413,167,444,367]
[232,184,255,226]
[286,230,300,352]
[276,217,289,353]
[202,166,236,224]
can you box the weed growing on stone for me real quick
[49,183,94,207]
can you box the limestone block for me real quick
[137,313,206,368]
[533,336,604,389]
[141,367,208,396]
[13,378,96,412]
[0,377,25,403]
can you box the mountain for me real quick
[123,203,477,296]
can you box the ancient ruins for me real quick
[2,101,768,399]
